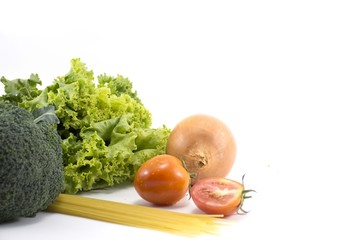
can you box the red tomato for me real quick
[190,177,247,216]
[134,154,190,206]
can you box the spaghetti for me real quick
[46,194,230,237]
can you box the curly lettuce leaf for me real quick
[63,115,170,194]
[98,74,141,103]
[46,59,151,131]
[0,58,171,194]
[0,74,46,108]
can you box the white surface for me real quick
[1,0,360,239]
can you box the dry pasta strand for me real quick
[46,194,230,237]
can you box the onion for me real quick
[166,114,236,184]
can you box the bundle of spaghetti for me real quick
[46,194,230,237]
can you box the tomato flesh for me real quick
[134,154,190,206]
[190,178,244,216]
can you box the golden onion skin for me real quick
[166,114,236,185]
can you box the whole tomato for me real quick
[134,154,190,206]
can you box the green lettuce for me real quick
[1,58,170,194]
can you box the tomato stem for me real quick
[179,157,194,200]
[180,157,196,178]
[237,174,256,215]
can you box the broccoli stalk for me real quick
[0,102,63,222]
[32,105,60,124]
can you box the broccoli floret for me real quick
[0,102,64,222]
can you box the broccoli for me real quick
[0,102,64,222]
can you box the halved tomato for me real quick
[190,177,252,216]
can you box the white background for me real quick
[1,0,360,239]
